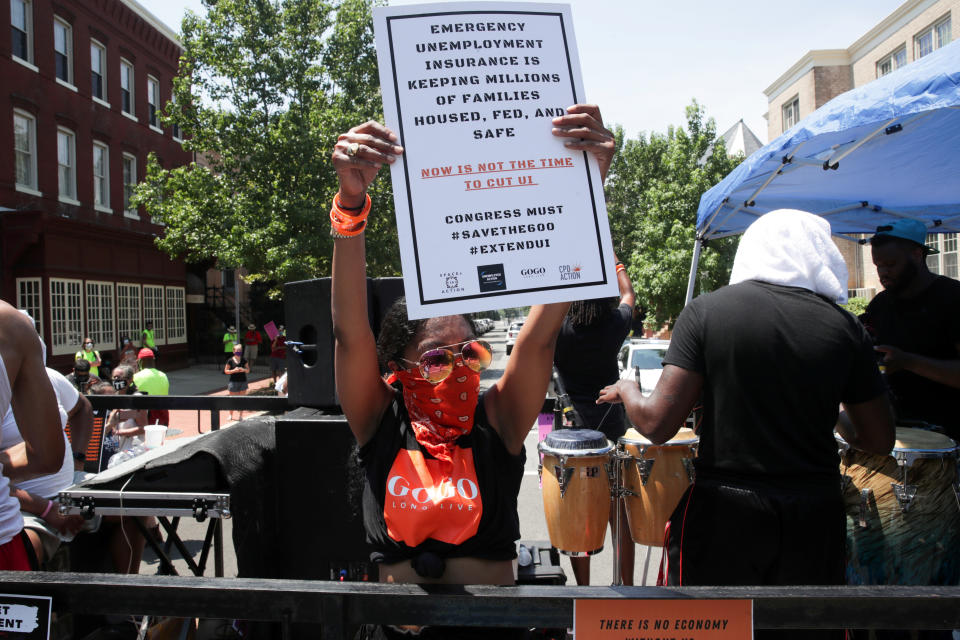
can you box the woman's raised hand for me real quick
[550,104,615,183]
[332,121,404,208]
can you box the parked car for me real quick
[617,339,670,395]
[505,320,525,355]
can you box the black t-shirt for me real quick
[359,390,524,564]
[665,281,884,485]
[226,356,248,382]
[554,303,632,428]
[863,275,960,439]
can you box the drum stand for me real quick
[609,448,628,586]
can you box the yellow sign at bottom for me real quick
[574,599,753,640]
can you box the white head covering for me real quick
[729,209,848,304]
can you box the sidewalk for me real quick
[160,361,279,440]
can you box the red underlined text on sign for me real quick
[463,176,538,191]
[421,157,574,179]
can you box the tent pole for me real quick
[685,236,704,306]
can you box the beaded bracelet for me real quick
[330,193,371,238]
[616,263,627,274]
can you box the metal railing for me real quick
[3,573,960,639]
[87,395,290,431]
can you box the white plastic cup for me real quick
[143,424,168,449]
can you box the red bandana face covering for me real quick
[394,363,481,464]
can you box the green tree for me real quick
[604,101,741,327]
[134,0,396,292]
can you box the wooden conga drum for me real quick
[539,429,613,556]
[838,426,960,585]
[618,427,699,546]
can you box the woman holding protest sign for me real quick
[330,105,614,603]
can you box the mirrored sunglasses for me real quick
[401,339,492,383]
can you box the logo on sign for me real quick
[559,263,583,281]
[440,271,464,295]
[477,264,507,292]
[520,266,546,279]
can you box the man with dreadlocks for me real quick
[553,256,636,585]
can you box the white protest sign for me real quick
[374,2,618,319]
[0,594,51,639]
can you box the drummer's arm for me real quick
[486,302,570,455]
[837,395,895,455]
[874,343,960,389]
[600,365,702,445]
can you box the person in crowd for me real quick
[141,321,158,360]
[331,105,613,638]
[860,219,960,441]
[224,345,250,422]
[133,349,169,428]
[118,335,138,368]
[223,325,238,357]
[0,301,64,571]
[3,367,92,566]
[243,324,262,368]
[66,359,100,394]
[103,365,148,457]
[75,337,102,379]
[598,209,894,596]
[554,255,636,585]
[270,325,287,384]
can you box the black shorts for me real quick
[665,475,845,587]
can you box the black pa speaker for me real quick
[284,277,405,409]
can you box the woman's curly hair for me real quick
[376,297,475,371]
[567,297,619,329]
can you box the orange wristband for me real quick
[330,193,371,238]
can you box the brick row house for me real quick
[2,0,193,371]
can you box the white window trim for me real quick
[143,284,167,346]
[165,286,187,344]
[12,56,39,72]
[16,277,44,339]
[122,153,139,219]
[49,277,84,357]
[120,58,135,117]
[55,77,78,92]
[58,196,81,206]
[11,0,34,66]
[94,205,113,214]
[147,74,160,128]
[149,125,164,135]
[93,141,110,210]
[782,96,800,133]
[116,282,143,344]
[57,126,78,203]
[85,280,117,348]
[914,15,951,58]
[53,16,73,86]
[13,108,38,191]
[90,38,107,103]
[92,96,111,109]
[15,185,42,197]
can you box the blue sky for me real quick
[142,0,904,143]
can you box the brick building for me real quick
[3,0,192,371]
[763,0,956,298]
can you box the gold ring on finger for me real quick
[346,142,359,157]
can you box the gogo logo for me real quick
[520,267,546,277]
[387,475,480,503]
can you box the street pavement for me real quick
[139,327,663,585]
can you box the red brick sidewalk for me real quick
[165,376,276,440]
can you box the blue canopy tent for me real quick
[687,39,960,304]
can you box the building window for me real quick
[165,286,186,343]
[57,127,77,202]
[90,39,107,101]
[85,281,115,348]
[93,142,109,209]
[916,16,952,59]
[49,278,83,356]
[117,283,141,343]
[143,285,165,345]
[16,277,43,338]
[120,59,134,116]
[926,233,958,279]
[147,75,160,129]
[122,153,137,218]
[11,0,32,64]
[14,110,37,191]
[876,46,907,78]
[53,17,72,85]
[782,96,800,133]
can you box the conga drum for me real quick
[838,426,960,585]
[618,427,699,546]
[539,429,613,556]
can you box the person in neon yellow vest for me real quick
[134,349,169,427]
[75,337,102,378]
[223,325,238,354]
[141,321,157,360]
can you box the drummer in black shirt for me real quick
[597,209,894,599]
[861,219,960,441]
